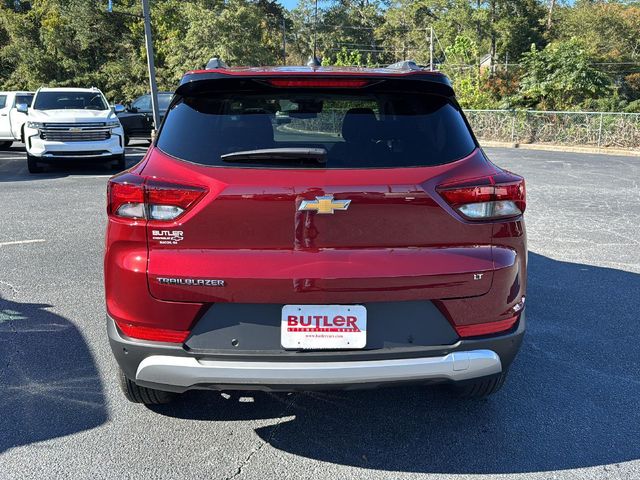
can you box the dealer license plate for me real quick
[281,304,367,350]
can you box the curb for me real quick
[479,140,640,157]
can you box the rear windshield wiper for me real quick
[221,148,327,165]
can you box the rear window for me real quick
[157,89,476,169]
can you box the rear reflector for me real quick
[267,79,370,88]
[437,173,525,221]
[108,173,207,221]
[115,318,190,343]
[455,315,518,338]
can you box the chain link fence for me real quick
[465,109,640,150]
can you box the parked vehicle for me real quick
[116,92,173,144]
[105,64,527,405]
[22,87,125,173]
[0,91,34,148]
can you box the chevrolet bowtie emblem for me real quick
[298,195,351,214]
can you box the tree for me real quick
[288,0,383,65]
[552,1,640,104]
[157,0,282,77]
[378,0,475,66]
[0,0,284,102]
[0,0,141,97]
[1,0,638,110]
[515,39,612,110]
[439,35,494,108]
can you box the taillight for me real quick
[454,315,519,338]
[114,318,190,343]
[146,180,207,220]
[107,173,145,219]
[108,173,207,221]
[437,173,525,220]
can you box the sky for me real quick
[278,0,298,11]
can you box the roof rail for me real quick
[206,57,228,69]
[386,60,422,71]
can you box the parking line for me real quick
[68,175,113,179]
[0,239,46,247]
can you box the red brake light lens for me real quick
[115,318,190,343]
[455,315,519,338]
[267,79,370,88]
[107,174,207,221]
[437,173,525,220]
[108,173,145,219]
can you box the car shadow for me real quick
[0,143,147,182]
[0,296,108,453]
[150,252,640,474]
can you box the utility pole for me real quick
[313,0,318,61]
[429,26,434,71]
[107,0,160,133]
[141,0,160,138]
[282,17,286,65]
[547,0,556,31]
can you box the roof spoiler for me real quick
[176,68,454,97]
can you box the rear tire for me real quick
[27,154,43,173]
[0,141,12,149]
[112,154,126,171]
[118,369,176,405]
[449,371,508,399]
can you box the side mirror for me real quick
[128,106,138,113]
[16,103,28,114]
[113,104,126,114]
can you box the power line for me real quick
[321,24,434,32]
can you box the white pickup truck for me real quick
[21,87,126,173]
[0,91,35,148]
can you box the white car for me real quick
[0,91,35,148]
[21,87,126,173]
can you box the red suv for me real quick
[105,65,526,405]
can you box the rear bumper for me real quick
[136,350,501,392]
[108,312,525,393]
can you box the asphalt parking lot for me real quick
[0,143,639,480]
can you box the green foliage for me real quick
[0,0,286,102]
[288,0,383,65]
[325,47,374,67]
[0,0,638,111]
[515,39,612,110]
[624,100,640,114]
[439,36,493,109]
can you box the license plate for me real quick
[281,305,367,350]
